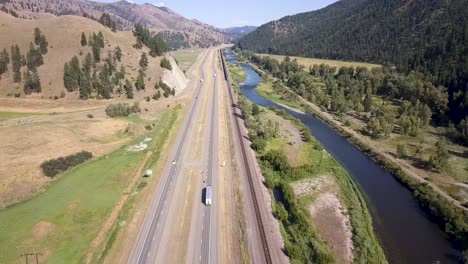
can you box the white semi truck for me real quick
[205,185,212,206]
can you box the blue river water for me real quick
[225,51,462,264]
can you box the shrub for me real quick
[41,151,93,177]
[160,58,172,71]
[396,144,407,159]
[87,114,94,119]
[105,102,140,117]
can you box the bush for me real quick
[160,58,172,71]
[105,102,141,117]
[87,114,94,119]
[396,144,408,159]
[41,151,93,177]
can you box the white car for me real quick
[172,160,176,165]
[200,78,204,83]
[213,73,217,77]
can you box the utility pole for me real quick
[21,252,42,264]
[18,244,42,264]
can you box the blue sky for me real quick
[95,0,338,28]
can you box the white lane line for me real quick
[153,236,155,241]
[148,252,151,257]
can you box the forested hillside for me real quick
[238,0,468,123]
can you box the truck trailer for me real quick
[204,185,212,206]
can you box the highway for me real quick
[128,47,283,264]
[128,49,211,264]
[128,48,222,264]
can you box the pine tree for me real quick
[34,28,48,54]
[82,53,92,78]
[0,48,9,77]
[135,71,145,91]
[26,42,43,70]
[114,46,122,61]
[139,53,148,70]
[97,32,105,48]
[81,32,87,46]
[11,45,22,83]
[79,76,92,99]
[23,69,41,94]
[363,91,373,112]
[429,139,449,170]
[124,79,134,99]
[92,39,101,62]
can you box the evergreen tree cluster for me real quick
[64,32,130,99]
[238,0,468,125]
[154,80,175,98]
[155,31,189,50]
[6,28,48,94]
[88,31,105,62]
[133,23,167,57]
[98,13,116,32]
[247,53,449,140]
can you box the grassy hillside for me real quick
[0,12,164,99]
[257,53,380,71]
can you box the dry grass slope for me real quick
[257,53,381,70]
[0,12,164,99]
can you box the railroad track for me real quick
[219,50,273,264]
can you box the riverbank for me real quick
[241,55,468,255]
[227,57,387,263]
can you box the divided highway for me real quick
[128,50,210,264]
[128,48,282,264]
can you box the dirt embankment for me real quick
[161,56,189,95]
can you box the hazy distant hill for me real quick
[223,26,257,38]
[239,0,468,122]
[1,0,235,48]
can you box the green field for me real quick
[257,53,381,70]
[256,81,306,112]
[170,48,203,72]
[0,111,45,121]
[0,108,178,263]
[227,63,247,84]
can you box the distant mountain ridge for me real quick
[238,0,468,122]
[223,26,257,38]
[1,0,236,48]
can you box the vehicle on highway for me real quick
[204,185,212,206]
[213,73,217,77]
[200,78,204,83]
[172,160,176,165]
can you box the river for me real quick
[225,51,462,264]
